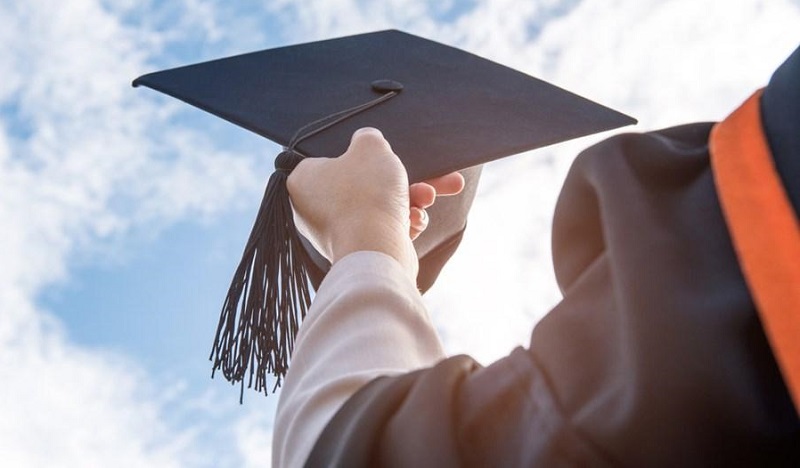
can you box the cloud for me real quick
[534,0,800,128]
[0,0,265,466]
[235,411,275,468]
[0,303,187,467]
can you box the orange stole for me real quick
[710,90,800,415]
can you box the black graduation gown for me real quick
[305,47,800,467]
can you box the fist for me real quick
[287,128,417,276]
[287,128,465,279]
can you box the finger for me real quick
[409,206,429,240]
[423,172,465,196]
[409,182,436,209]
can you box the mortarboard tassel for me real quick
[209,148,311,403]
[209,86,401,402]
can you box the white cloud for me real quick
[0,0,263,291]
[534,0,800,128]
[0,303,187,467]
[0,0,265,466]
[235,411,275,468]
[266,0,442,42]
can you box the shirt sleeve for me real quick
[272,251,446,468]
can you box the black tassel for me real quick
[209,150,311,403]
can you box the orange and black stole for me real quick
[710,90,800,415]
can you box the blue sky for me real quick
[1,0,799,466]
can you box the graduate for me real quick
[277,46,800,466]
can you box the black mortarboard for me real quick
[133,29,636,401]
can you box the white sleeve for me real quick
[272,251,446,468]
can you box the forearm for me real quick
[273,251,445,468]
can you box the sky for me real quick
[0,0,798,466]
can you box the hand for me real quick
[287,128,464,279]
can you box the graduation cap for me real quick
[133,29,636,401]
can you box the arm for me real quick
[273,128,463,467]
[272,251,446,467]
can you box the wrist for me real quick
[329,216,418,281]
